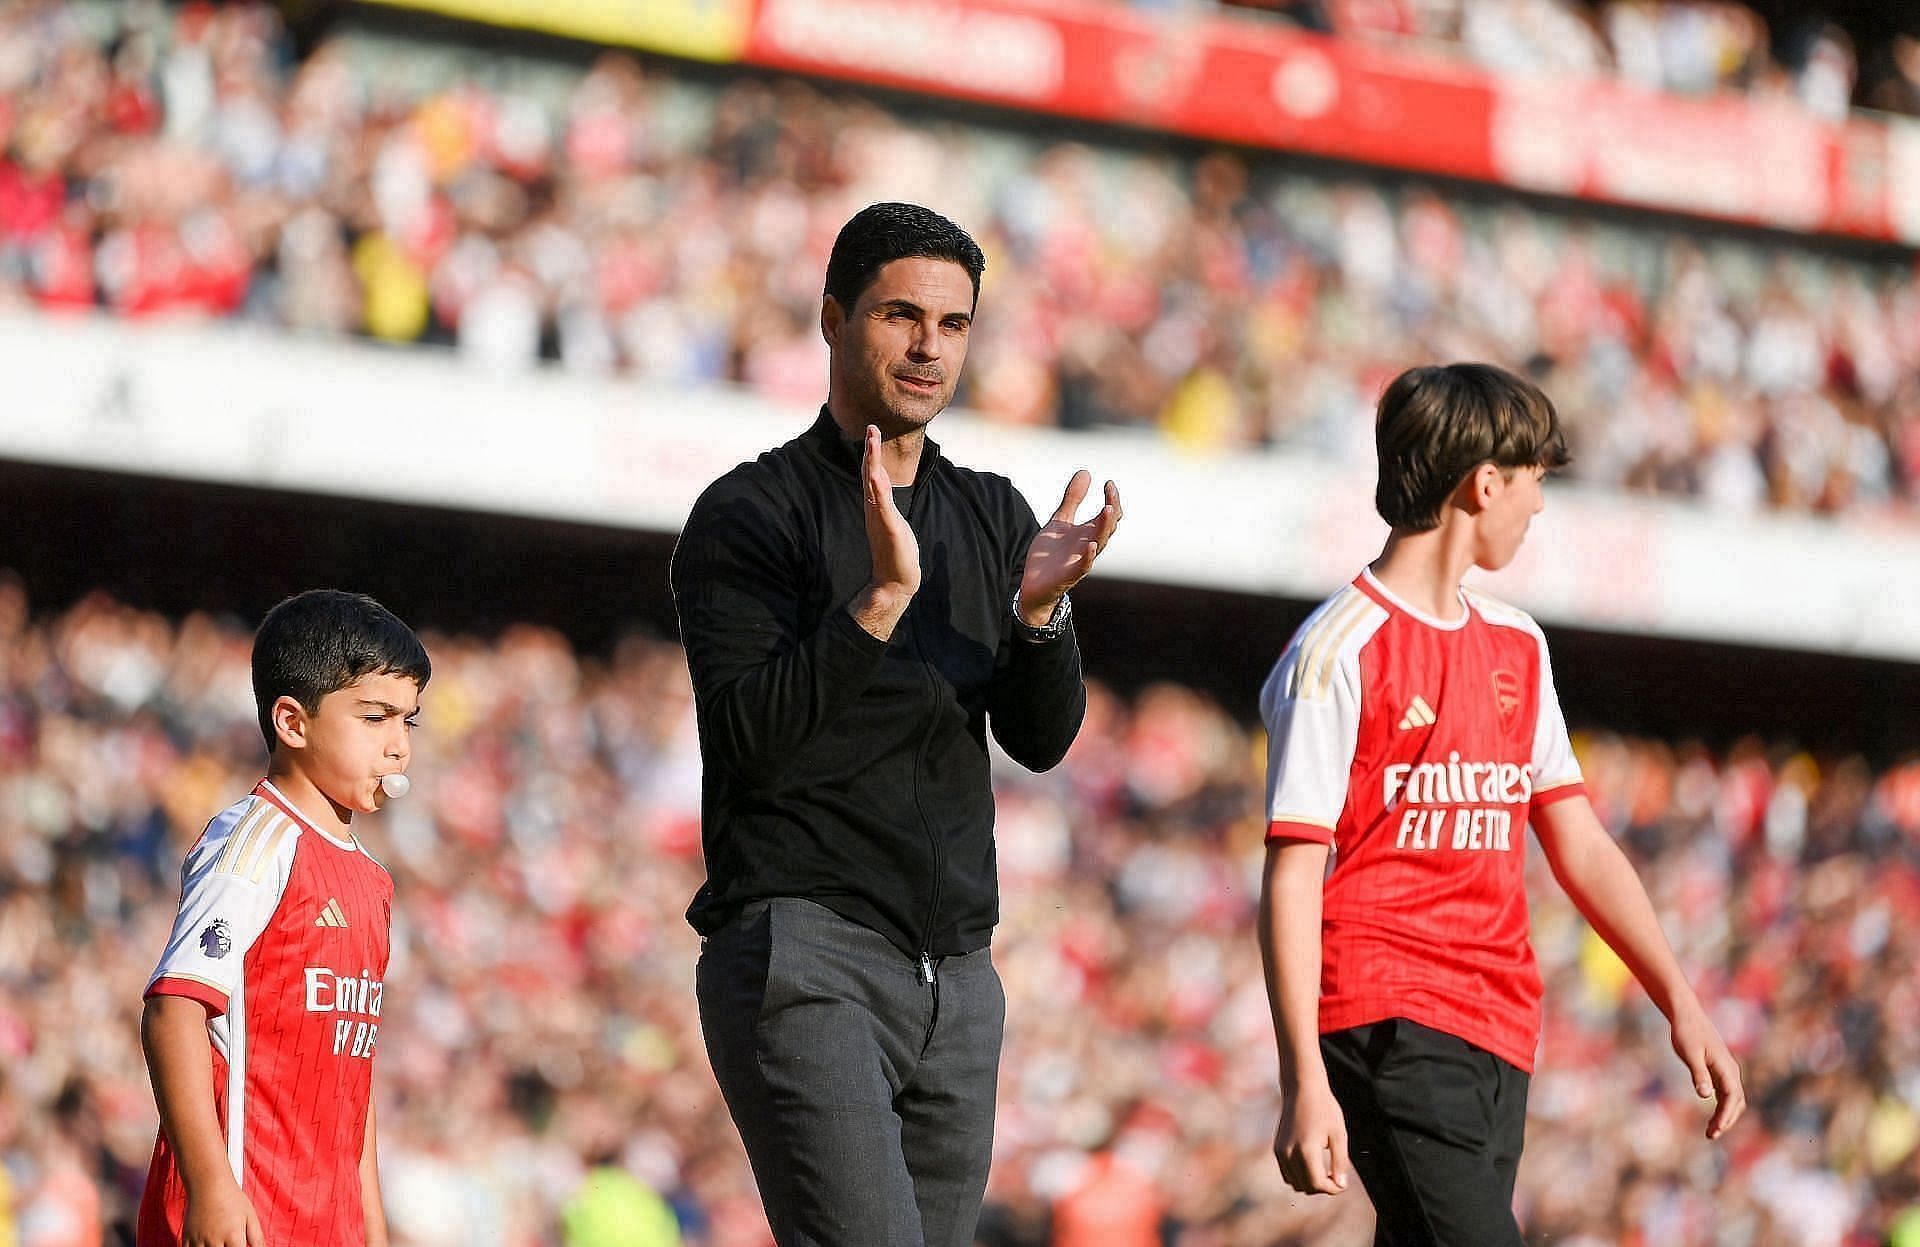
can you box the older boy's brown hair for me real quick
[1374,363,1571,531]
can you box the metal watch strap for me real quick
[1010,591,1072,642]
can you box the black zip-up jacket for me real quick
[669,410,1086,959]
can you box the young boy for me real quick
[1258,364,1745,1245]
[138,590,428,1247]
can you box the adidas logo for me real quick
[1398,696,1436,731]
[315,898,349,929]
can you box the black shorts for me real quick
[1321,1018,1530,1247]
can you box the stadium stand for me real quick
[0,583,1916,1246]
[0,3,1915,516]
[1217,0,1915,120]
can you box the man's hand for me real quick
[849,424,920,640]
[1275,1078,1351,1197]
[184,1180,265,1247]
[1019,472,1122,627]
[1671,1004,1745,1140]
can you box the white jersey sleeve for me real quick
[147,797,300,1014]
[1260,589,1384,844]
[1529,629,1584,807]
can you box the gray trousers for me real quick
[696,897,1005,1247]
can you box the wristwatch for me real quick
[1010,591,1072,642]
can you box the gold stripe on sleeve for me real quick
[1307,595,1375,701]
[214,804,273,875]
[1289,591,1364,700]
[241,817,294,885]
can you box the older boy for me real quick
[1258,364,1744,1245]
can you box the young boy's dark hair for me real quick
[823,201,987,313]
[1374,362,1572,532]
[251,590,431,749]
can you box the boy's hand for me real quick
[1671,1005,1745,1139]
[184,1181,265,1247]
[1275,1078,1351,1197]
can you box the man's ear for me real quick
[271,695,310,752]
[820,295,843,349]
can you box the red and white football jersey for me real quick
[1261,571,1585,1072]
[138,781,392,1247]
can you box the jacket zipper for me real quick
[903,479,943,987]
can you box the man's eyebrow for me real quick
[873,299,972,323]
[355,700,417,714]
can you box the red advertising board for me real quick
[1175,30,1496,181]
[743,0,1161,117]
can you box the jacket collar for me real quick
[802,406,943,484]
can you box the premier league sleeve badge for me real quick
[199,918,233,959]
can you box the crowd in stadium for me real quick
[1215,0,1920,119]
[0,2,1916,517]
[0,581,1916,1246]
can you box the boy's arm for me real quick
[1254,607,1371,1197]
[1259,839,1349,1196]
[143,802,301,1246]
[141,996,264,1247]
[1532,794,1746,1139]
[362,1100,388,1247]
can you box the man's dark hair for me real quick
[1374,362,1572,532]
[252,590,430,750]
[823,202,986,313]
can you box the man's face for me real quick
[823,257,975,434]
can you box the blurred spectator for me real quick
[1603,1,1769,95]
[1865,35,1920,115]
[1,578,1918,1244]
[1782,18,1859,120]
[562,1163,682,1247]
[1047,1122,1170,1247]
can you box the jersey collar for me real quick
[1358,568,1471,632]
[254,780,362,852]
